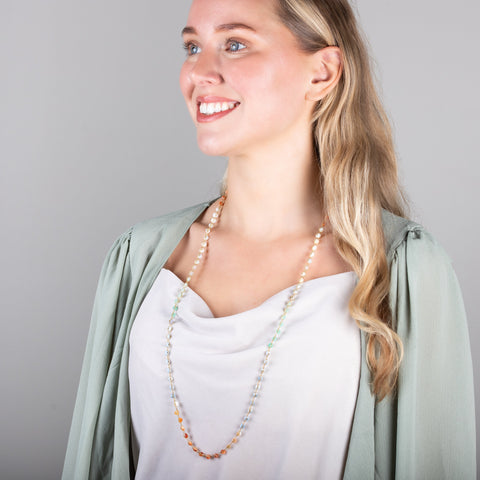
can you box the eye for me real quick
[183,42,201,56]
[226,40,247,53]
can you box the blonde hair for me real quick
[277,0,406,400]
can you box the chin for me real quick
[196,133,232,157]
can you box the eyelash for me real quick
[182,39,247,56]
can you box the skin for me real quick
[166,0,351,317]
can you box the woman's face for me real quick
[180,0,315,157]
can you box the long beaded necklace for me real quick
[165,195,326,460]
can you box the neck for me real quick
[220,144,324,240]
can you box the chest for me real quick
[165,226,352,317]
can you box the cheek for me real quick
[179,64,193,102]
[230,56,307,113]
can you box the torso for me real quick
[129,267,360,479]
[164,203,353,317]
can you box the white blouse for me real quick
[129,268,360,480]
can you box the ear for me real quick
[305,46,343,101]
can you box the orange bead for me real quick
[193,447,198,452]
[206,455,211,459]
[232,438,237,444]
[214,454,220,458]
[174,410,179,416]
[188,441,193,446]
[199,452,204,457]
[221,449,226,455]
[180,426,185,431]
[178,417,183,423]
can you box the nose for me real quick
[189,50,223,86]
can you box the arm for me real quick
[62,229,133,480]
[387,228,476,479]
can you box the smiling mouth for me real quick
[196,101,240,123]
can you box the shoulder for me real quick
[99,200,214,281]
[116,200,213,265]
[381,209,451,267]
[131,201,212,242]
[381,209,422,259]
[382,210,464,325]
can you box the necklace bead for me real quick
[165,195,325,460]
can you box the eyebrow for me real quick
[181,23,257,36]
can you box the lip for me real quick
[195,96,240,123]
[196,95,239,104]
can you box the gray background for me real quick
[1,1,478,478]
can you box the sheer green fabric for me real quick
[62,203,476,479]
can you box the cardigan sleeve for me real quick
[62,229,133,480]
[386,227,476,479]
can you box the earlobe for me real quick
[305,46,343,101]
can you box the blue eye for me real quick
[227,40,246,53]
[183,42,201,56]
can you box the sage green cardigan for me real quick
[62,201,476,479]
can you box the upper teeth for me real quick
[199,102,237,115]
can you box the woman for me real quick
[62,0,476,478]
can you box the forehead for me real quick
[185,0,279,32]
